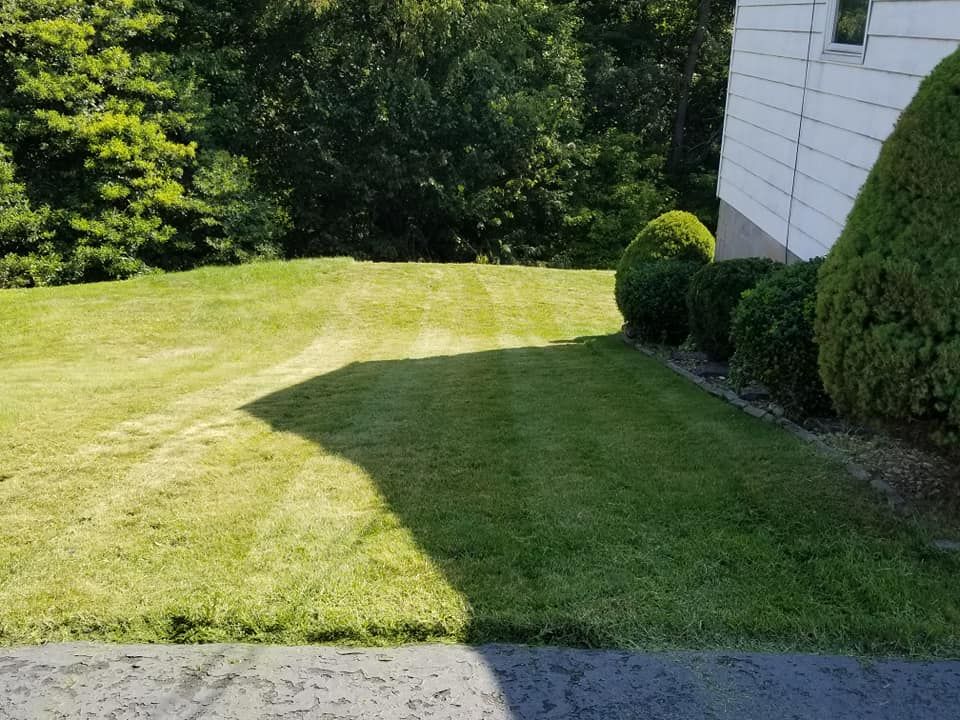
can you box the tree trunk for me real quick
[669,0,714,174]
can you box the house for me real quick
[716,0,960,261]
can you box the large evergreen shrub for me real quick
[816,48,960,445]
[618,260,701,344]
[732,259,831,417]
[687,257,778,360]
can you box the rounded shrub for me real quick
[618,210,715,272]
[686,257,779,360]
[615,210,715,320]
[816,48,960,445]
[731,259,832,417]
[619,260,701,344]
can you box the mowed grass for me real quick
[1,259,958,655]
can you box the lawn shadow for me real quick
[240,334,958,679]
[243,334,717,647]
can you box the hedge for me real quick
[687,257,778,360]
[615,210,714,321]
[731,259,832,417]
[618,260,701,345]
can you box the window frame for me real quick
[823,0,873,60]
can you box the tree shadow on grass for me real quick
[241,335,958,655]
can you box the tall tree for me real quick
[669,0,714,173]
[579,0,733,230]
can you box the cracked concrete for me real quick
[1,644,959,719]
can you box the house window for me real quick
[828,0,870,51]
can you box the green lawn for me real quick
[1,259,958,655]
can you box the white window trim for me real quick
[823,0,874,62]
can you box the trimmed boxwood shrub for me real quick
[615,210,715,320]
[686,257,779,360]
[617,210,715,272]
[816,48,960,445]
[619,260,701,344]
[731,259,832,417]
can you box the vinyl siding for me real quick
[717,0,960,258]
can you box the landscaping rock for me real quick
[738,385,770,402]
[693,361,729,379]
[785,423,818,444]
[743,405,767,420]
[706,385,727,400]
[823,431,960,519]
[625,331,960,524]
[722,389,741,404]
[670,350,709,363]
[667,362,702,384]
[846,464,871,483]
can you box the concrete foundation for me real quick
[716,200,799,263]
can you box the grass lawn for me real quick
[1,259,958,655]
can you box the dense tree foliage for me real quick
[0,0,288,285]
[579,0,733,225]
[0,0,734,285]
[248,0,586,262]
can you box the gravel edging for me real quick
[622,333,909,515]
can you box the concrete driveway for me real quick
[2,643,958,719]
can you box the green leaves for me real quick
[191,150,290,264]
[687,257,778,360]
[0,0,189,282]
[0,144,49,254]
[732,259,832,417]
[248,0,585,262]
[816,47,960,445]
[0,0,735,284]
[0,0,289,286]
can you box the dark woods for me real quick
[0,0,733,286]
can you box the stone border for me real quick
[622,333,909,515]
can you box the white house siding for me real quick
[716,0,960,261]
